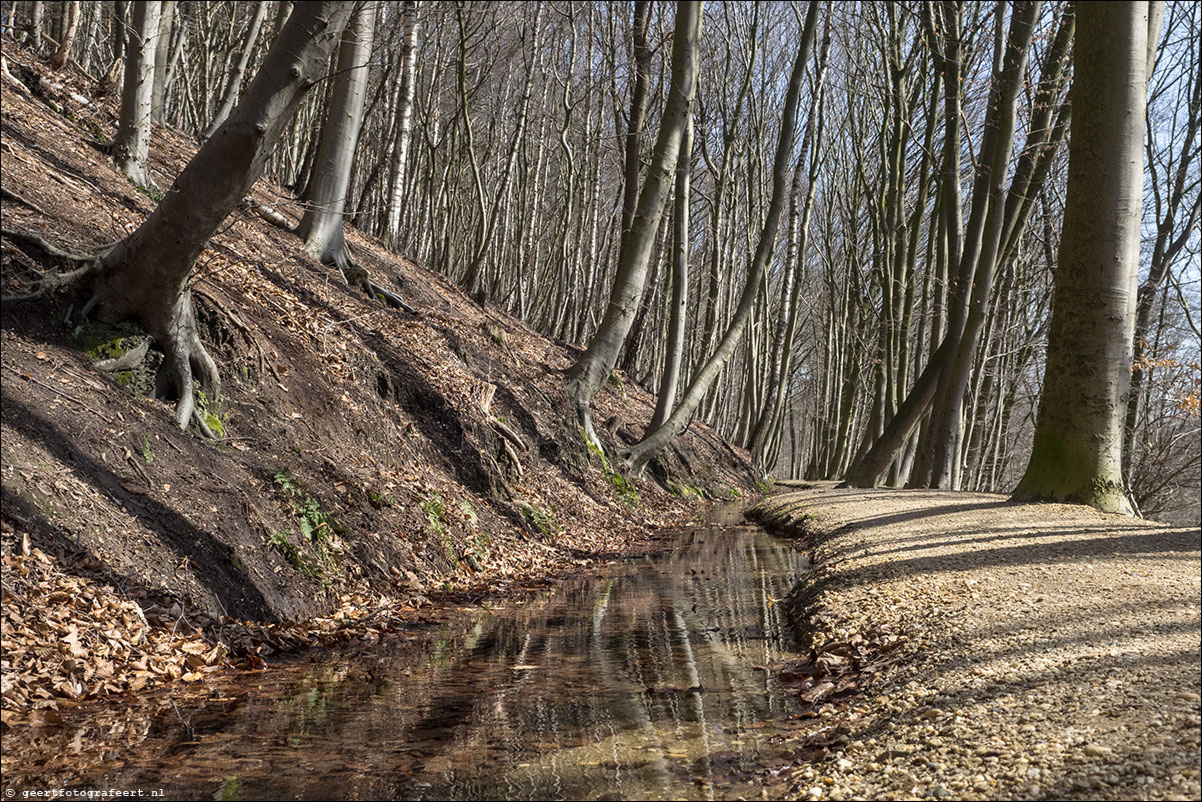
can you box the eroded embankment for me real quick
[749,483,1202,801]
[0,42,753,722]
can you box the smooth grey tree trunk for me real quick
[150,0,175,121]
[1013,1,1159,514]
[95,2,354,431]
[113,0,161,189]
[624,0,820,475]
[649,113,693,430]
[565,1,703,453]
[28,0,43,51]
[1123,6,1199,477]
[384,0,419,249]
[296,1,375,270]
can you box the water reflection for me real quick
[8,517,809,800]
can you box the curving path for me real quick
[754,483,1201,801]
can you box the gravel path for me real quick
[752,483,1201,801]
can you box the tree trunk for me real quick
[296,1,375,270]
[94,2,354,432]
[28,0,42,51]
[384,0,419,249]
[624,0,820,475]
[1123,6,1200,478]
[620,0,653,247]
[113,0,162,189]
[649,112,693,430]
[1013,1,1159,514]
[49,0,79,68]
[565,0,702,453]
[150,0,175,121]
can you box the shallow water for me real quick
[9,511,810,800]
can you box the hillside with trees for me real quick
[0,1,1198,799]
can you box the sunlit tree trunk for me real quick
[113,0,161,188]
[27,1,43,51]
[650,114,693,430]
[149,0,174,120]
[296,1,375,270]
[384,0,419,249]
[1014,1,1160,514]
[565,0,702,453]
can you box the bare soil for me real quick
[0,44,752,721]
[753,483,1202,801]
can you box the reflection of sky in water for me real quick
[13,518,810,801]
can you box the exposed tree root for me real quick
[1,186,48,217]
[491,417,527,453]
[575,400,605,460]
[158,332,221,437]
[93,337,151,372]
[1,227,101,264]
[0,227,102,303]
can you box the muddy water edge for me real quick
[7,505,819,800]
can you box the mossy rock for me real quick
[74,320,161,397]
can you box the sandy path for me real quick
[753,483,1201,801]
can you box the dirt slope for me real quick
[752,484,1201,801]
[0,45,751,717]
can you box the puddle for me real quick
[6,512,810,800]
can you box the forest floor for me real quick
[0,43,751,725]
[753,484,1202,801]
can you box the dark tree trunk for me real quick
[94,2,354,432]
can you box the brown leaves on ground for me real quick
[778,625,906,709]
[0,540,417,725]
[1,543,223,723]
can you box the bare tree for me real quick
[113,0,161,188]
[85,3,354,432]
[565,0,703,453]
[384,0,420,248]
[1014,1,1162,513]
[296,1,374,273]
